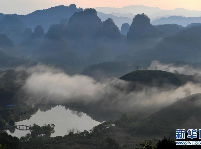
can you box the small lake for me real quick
[7,105,100,138]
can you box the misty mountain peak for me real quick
[132,13,150,25]
[66,8,102,38]
[127,13,158,41]
[33,25,45,38]
[96,18,121,40]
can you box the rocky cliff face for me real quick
[127,13,158,42]
[96,18,121,40]
[66,8,102,39]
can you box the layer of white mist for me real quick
[18,63,201,113]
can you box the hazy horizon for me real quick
[1,0,201,15]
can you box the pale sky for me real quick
[1,0,201,14]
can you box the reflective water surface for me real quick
[7,105,100,138]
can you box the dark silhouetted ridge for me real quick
[120,70,195,88]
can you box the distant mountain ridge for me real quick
[96,5,201,27]
[151,8,201,18]
[97,12,132,28]
[0,5,84,31]
[0,5,132,30]
[18,4,83,31]
[0,4,201,30]
[96,5,201,19]
[152,16,201,26]
[96,5,162,19]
